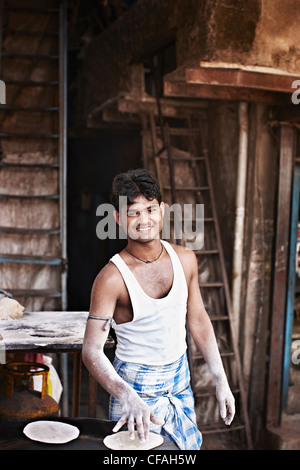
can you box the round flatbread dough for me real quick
[23,421,80,444]
[103,431,164,450]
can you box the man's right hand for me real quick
[112,390,164,442]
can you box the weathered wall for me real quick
[245,0,300,72]
[176,0,261,65]
[197,0,300,72]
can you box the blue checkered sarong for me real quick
[109,353,202,450]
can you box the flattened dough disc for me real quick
[103,431,163,450]
[23,421,80,444]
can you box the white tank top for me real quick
[110,240,188,366]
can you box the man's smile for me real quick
[136,225,154,232]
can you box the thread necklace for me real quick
[125,243,164,264]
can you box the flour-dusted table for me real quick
[0,311,114,417]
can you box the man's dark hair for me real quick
[110,168,162,211]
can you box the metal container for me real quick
[0,361,59,421]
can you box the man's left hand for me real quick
[215,381,235,425]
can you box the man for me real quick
[82,168,235,450]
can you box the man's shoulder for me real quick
[167,241,196,261]
[166,241,197,274]
[92,258,124,293]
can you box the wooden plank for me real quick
[0,254,62,265]
[164,79,291,105]
[164,69,292,105]
[88,374,98,418]
[118,96,208,117]
[6,289,61,298]
[267,124,296,427]
[185,65,299,93]
[1,52,59,59]
[72,351,82,417]
[0,226,60,235]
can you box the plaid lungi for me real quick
[109,353,202,450]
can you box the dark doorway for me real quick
[66,130,141,310]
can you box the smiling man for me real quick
[82,168,235,450]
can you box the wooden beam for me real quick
[118,95,208,117]
[164,67,293,105]
[185,63,299,93]
[267,124,296,428]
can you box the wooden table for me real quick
[0,311,114,417]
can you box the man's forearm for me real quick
[189,318,229,385]
[82,345,135,404]
[189,315,235,424]
[82,345,164,438]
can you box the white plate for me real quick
[23,420,80,444]
[103,431,164,450]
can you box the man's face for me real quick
[115,195,164,242]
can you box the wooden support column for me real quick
[267,124,296,427]
[72,351,82,417]
[88,374,98,418]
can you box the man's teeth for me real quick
[138,226,152,231]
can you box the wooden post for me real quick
[72,352,82,417]
[88,374,98,418]
[267,124,296,427]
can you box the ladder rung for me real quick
[7,6,59,14]
[0,194,59,199]
[195,249,219,255]
[199,282,223,287]
[0,105,59,112]
[0,162,59,168]
[7,289,62,298]
[0,254,62,265]
[209,315,229,321]
[195,387,240,398]
[163,185,209,191]
[4,29,59,37]
[1,53,59,60]
[200,424,246,435]
[156,127,200,136]
[159,155,205,161]
[193,351,235,360]
[0,133,59,139]
[0,227,60,235]
[5,79,59,86]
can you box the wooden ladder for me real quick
[0,0,67,311]
[140,105,253,449]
